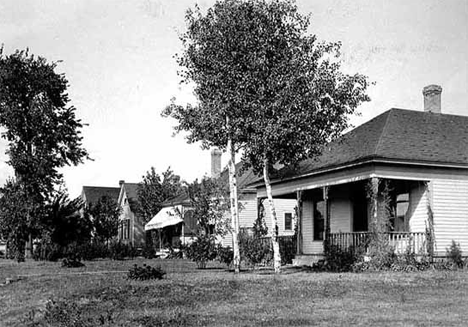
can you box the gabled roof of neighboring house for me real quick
[162,161,259,207]
[82,186,120,206]
[121,183,140,200]
[118,183,142,213]
[249,108,468,186]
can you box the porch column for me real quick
[296,190,303,255]
[323,186,330,251]
[370,177,380,227]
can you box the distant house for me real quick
[81,182,146,248]
[145,149,296,248]
[116,181,146,248]
[248,85,468,263]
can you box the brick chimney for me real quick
[211,148,222,178]
[422,84,442,113]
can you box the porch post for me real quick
[323,186,330,252]
[296,190,303,255]
[370,177,379,226]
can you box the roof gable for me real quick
[82,186,120,206]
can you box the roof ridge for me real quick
[374,109,393,156]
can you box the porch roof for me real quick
[250,108,468,189]
[145,206,183,231]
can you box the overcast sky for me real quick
[0,0,467,197]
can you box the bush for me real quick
[184,235,217,269]
[279,236,296,265]
[61,254,85,268]
[311,245,362,272]
[142,245,156,259]
[239,232,272,268]
[217,245,233,268]
[127,264,166,280]
[109,241,137,260]
[446,240,464,268]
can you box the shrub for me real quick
[61,254,85,268]
[127,264,166,280]
[239,232,272,268]
[313,245,362,272]
[109,241,137,260]
[184,235,217,268]
[142,245,156,259]
[446,240,464,268]
[279,236,296,265]
[217,245,234,268]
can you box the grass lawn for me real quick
[1,258,467,326]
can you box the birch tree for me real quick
[230,0,371,273]
[164,0,370,273]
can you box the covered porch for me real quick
[260,174,432,263]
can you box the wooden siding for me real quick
[432,179,468,255]
[263,198,297,236]
[220,194,258,248]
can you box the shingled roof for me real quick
[162,162,259,206]
[82,186,120,206]
[253,108,468,184]
[121,183,140,200]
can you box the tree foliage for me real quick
[168,0,370,273]
[0,179,30,261]
[87,196,121,244]
[136,166,183,223]
[41,193,92,247]
[0,48,89,197]
[0,48,89,256]
[185,177,230,238]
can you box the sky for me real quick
[0,0,467,197]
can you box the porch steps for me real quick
[292,254,324,266]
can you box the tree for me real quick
[0,179,30,261]
[186,177,230,237]
[136,166,183,223]
[183,177,231,268]
[87,196,121,245]
[42,193,92,248]
[0,48,89,257]
[167,0,370,273]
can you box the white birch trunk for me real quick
[226,119,240,273]
[263,158,281,273]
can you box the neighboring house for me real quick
[81,185,121,243]
[249,85,468,263]
[145,149,296,248]
[117,181,146,248]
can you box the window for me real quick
[313,201,325,240]
[284,213,293,231]
[126,219,131,239]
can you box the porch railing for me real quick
[329,232,427,255]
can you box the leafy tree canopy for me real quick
[0,48,89,198]
[41,193,92,247]
[185,177,230,238]
[164,0,370,174]
[136,166,184,223]
[87,195,121,244]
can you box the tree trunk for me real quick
[227,133,241,273]
[263,159,281,273]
